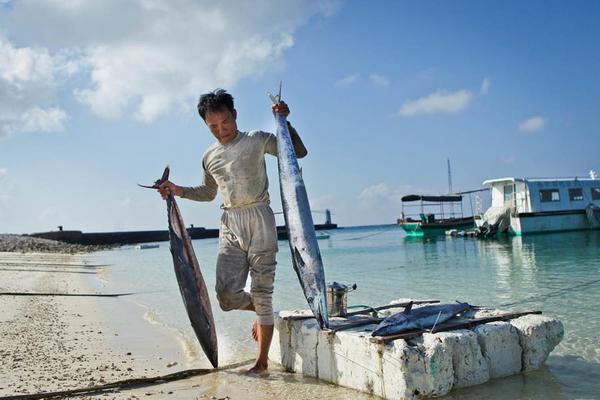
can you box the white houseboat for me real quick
[480,171,600,235]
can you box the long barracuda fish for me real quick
[139,166,218,367]
[372,302,470,337]
[270,87,329,329]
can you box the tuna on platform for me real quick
[269,301,564,400]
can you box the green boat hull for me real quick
[400,218,475,237]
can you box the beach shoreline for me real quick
[0,234,115,254]
[0,247,376,400]
[0,250,206,399]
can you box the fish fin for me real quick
[160,165,170,182]
[404,301,413,314]
[293,247,306,268]
[138,165,171,189]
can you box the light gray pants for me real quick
[215,203,278,325]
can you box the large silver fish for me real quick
[372,302,470,337]
[140,166,218,367]
[271,91,329,329]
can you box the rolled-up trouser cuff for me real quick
[257,313,274,325]
[216,290,252,312]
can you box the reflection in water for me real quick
[445,365,565,400]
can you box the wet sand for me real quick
[0,251,195,399]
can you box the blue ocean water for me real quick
[89,226,600,399]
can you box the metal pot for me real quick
[326,282,357,318]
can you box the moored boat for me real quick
[398,194,476,237]
[479,171,600,235]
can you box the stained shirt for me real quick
[181,125,305,209]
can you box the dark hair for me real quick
[197,88,234,120]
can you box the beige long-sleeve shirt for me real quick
[181,124,306,209]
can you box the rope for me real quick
[343,226,398,241]
[500,278,600,307]
[347,304,387,318]
[0,292,136,297]
[0,268,97,274]
[0,359,253,400]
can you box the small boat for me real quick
[316,232,330,240]
[277,228,333,241]
[135,243,160,250]
[398,194,475,237]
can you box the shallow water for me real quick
[89,226,600,399]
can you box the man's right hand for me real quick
[158,181,183,200]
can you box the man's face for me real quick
[204,108,238,144]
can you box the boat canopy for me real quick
[401,194,463,203]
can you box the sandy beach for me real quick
[0,239,370,400]
[0,252,149,396]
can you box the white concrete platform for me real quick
[269,302,564,400]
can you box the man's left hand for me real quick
[272,101,290,117]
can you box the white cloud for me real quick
[0,168,6,178]
[19,107,67,133]
[369,74,389,87]
[359,183,408,206]
[1,1,335,125]
[518,116,546,133]
[335,74,359,87]
[480,77,491,95]
[398,89,473,117]
[0,36,69,136]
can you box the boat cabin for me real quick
[398,194,475,236]
[483,177,600,214]
[482,175,600,234]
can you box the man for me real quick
[157,89,307,373]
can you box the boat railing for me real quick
[523,176,596,181]
[400,195,466,222]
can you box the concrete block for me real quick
[270,307,562,400]
[473,321,522,378]
[272,311,318,373]
[510,314,564,371]
[380,333,454,399]
[430,330,490,388]
[415,334,454,397]
[380,339,425,399]
[318,329,384,396]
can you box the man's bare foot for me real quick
[248,323,273,374]
[246,359,268,374]
[251,320,258,342]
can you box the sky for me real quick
[1,0,599,234]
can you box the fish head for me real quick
[371,311,409,336]
[454,302,471,313]
[306,289,329,329]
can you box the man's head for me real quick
[198,89,238,144]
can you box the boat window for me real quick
[568,188,583,201]
[503,185,513,203]
[592,187,600,200]
[539,189,560,202]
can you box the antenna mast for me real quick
[447,158,453,194]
